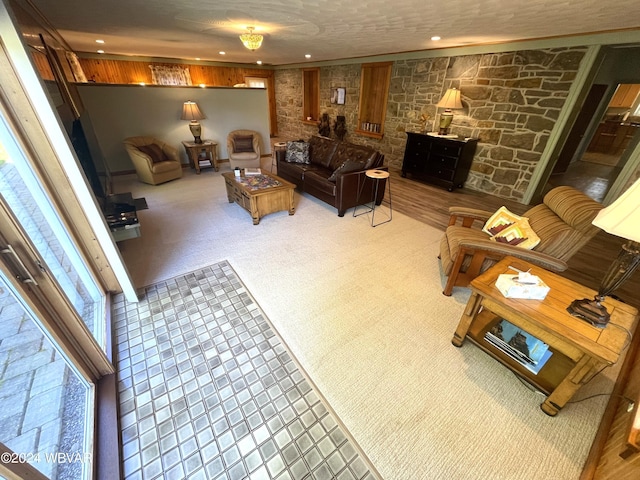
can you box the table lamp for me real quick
[181,101,205,144]
[436,88,463,135]
[567,178,640,327]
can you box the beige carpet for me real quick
[116,165,619,479]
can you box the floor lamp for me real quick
[567,178,640,327]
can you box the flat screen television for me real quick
[69,111,111,207]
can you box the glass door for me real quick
[0,121,105,349]
[0,111,111,479]
[0,271,92,480]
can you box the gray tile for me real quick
[114,262,374,480]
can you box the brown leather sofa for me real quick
[276,135,386,216]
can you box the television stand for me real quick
[104,193,147,242]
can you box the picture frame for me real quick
[331,87,346,105]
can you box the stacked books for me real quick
[485,319,552,375]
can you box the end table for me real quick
[182,140,218,174]
[452,256,638,416]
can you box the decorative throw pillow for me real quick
[482,206,525,236]
[328,159,366,182]
[285,141,310,164]
[138,143,166,163]
[490,218,541,250]
[234,135,254,153]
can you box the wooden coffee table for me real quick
[222,171,295,225]
[452,256,638,416]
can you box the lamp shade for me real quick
[181,101,204,121]
[437,88,463,110]
[592,178,640,243]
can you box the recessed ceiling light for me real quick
[431,36,441,41]
[95,39,104,44]
[256,60,262,65]
[195,57,201,61]
[97,49,104,54]
[305,54,311,59]
[219,51,226,55]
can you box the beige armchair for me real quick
[123,136,183,185]
[227,130,261,170]
[439,186,603,295]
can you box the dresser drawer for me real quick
[405,139,430,156]
[425,164,455,181]
[429,154,458,170]
[431,141,462,158]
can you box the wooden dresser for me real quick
[401,132,478,191]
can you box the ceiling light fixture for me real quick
[240,27,263,51]
[431,36,441,41]
[97,49,104,54]
[305,54,311,59]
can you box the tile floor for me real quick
[112,261,376,480]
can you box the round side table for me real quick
[272,142,287,172]
[353,169,392,227]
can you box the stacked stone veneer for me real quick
[275,47,588,202]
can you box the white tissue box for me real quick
[495,273,550,300]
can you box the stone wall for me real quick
[274,47,588,201]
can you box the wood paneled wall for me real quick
[77,58,270,86]
[30,50,54,80]
[76,58,278,136]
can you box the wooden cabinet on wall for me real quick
[356,62,392,139]
[401,132,478,191]
[609,84,640,108]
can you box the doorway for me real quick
[245,75,278,137]
[548,83,640,202]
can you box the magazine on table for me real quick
[485,319,552,374]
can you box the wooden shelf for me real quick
[466,310,575,395]
[355,129,384,139]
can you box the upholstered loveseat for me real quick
[276,135,386,216]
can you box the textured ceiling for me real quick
[27,0,640,65]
